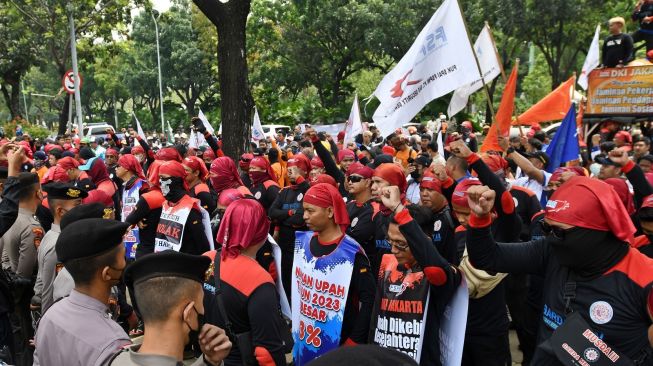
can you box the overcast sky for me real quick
[152,0,172,12]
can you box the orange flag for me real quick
[517,77,575,125]
[481,62,518,152]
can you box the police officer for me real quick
[1,172,43,365]
[112,251,231,365]
[33,182,86,318]
[33,218,132,365]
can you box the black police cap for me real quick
[60,203,108,229]
[124,251,211,287]
[43,182,88,200]
[56,218,129,262]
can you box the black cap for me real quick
[414,154,432,167]
[525,151,550,166]
[79,147,96,160]
[595,155,619,166]
[56,218,129,262]
[43,182,88,200]
[60,203,110,229]
[124,251,211,287]
[371,154,394,168]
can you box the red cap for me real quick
[57,157,80,170]
[287,154,311,175]
[311,156,324,169]
[373,163,407,193]
[337,149,356,163]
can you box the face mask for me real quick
[185,305,205,345]
[160,178,172,196]
[250,171,269,185]
[410,170,421,180]
[548,227,607,269]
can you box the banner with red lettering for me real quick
[154,196,194,252]
[291,231,360,365]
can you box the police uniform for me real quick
[112,251,216,366]
[34,183,87,314]
[33,219,132,366]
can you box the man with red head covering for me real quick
[345,162,377,260]
[292,183,375,365]
[311,173,337,188]
[309,156,325,182]
[238,153,254,187]
[268,154,311,300]
[613,130,633,152]
[202,148,216,165]
[155,161,213,255]
[104,147,122,192]
[183,156,215,214]
[209,157,251,200]
[466,177,653,365]
[419,169,458,265]
[203,199,288,366]
[115,154,150,260]
[368,185,462,364]
[58,156,94,191]
[248,156,280,210]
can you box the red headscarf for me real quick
[614,131,632,144]
[311,174,338,188]
[131,146,145,155]
[217,199,270,260]
[86,158,111,186]
[645,172,653,188]
[304,183,350,232]
[382,146,396,156]
[346,162,373,179]
[159,161,189,191]
[156,147,182,162]
[63,143,72,151]
[147,159,164,189]
[550,166,585,183]
[41,166,70,184]
[481,154,508,175]
[239,153,254,171]
[210,157,244,193]
[604,178,635,215]
[287,155,311,176]
[420,170,443,193]
[44,144,59,155]
[83,189,114,207]
[218,188,245,207]
[118,154,146,180]
[105,148,119,157]
[545,176,635,243]
[374,163,407,193]
[183,156,209,181]
[57,156,80,170]
[451,178,481,208]
[203,149,216,161]
[337,149,356,163]
[249,156,277,184]
[311,156,324,169]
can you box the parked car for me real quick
[261,124,291,138]
[83,123,124,142]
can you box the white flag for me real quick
[198,109,215,134]
[372,0,479,138]
[344,94,363,145]
[188,130,207,149]
[447,24,502,117]
[251,107,266,142]
[132,112,147,141]
[436,129,444,159]
[578,24,601,90]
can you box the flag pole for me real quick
[485,21,507,82]
[455,0,497,125]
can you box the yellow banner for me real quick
[586,65,653,116]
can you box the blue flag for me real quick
[545,104,579,173]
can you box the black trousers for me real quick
[632,29,653,52]
[462,333,511,366]
[0,312,14,364]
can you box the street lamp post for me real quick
[67,4,84,135]
[152,10,165,136]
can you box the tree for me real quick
[193,0,254,159]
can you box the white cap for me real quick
[180,133,188,139]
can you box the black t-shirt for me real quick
[250,182,280,211]
[510,186,542,242]
[346,200,377,260]
[602,33,634,68]
[268,181,310,252]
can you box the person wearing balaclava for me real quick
[268,154,311,301]
[115,154,150,261]
[155,161,212,255]
[293,183,375,365]
[238,153,254,188]
[209,157,251,204]
[183,156,216,215]
[203,199,288,366]
[406,153,432,204]
[465,177,653,365]
[248,156,280,211]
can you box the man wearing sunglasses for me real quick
[345,163,377,261]
[369,185,460,365]
[465,177,653,365]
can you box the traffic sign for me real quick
[62,69,83,94]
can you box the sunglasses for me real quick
[539,221,577,240]
[347,175,365,183]
[387,239,410,252]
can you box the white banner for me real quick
[198,109,215,134]
[251,107,266,142]
[188,130,207,149]
[447,24,502,117]
[132,112,147,141]
[439,276,468,366]
[372,0,479,138]
[313,123,346,137]
[578,24,601,90]
[344,94,363,144]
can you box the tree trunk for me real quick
[193,0,253,160]
[57,95,70,136]
[1,75,21,119]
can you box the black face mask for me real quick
[160,176,186,202]
[186,305,206,345]
[547,227,628,279]
[410,168,421,180]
